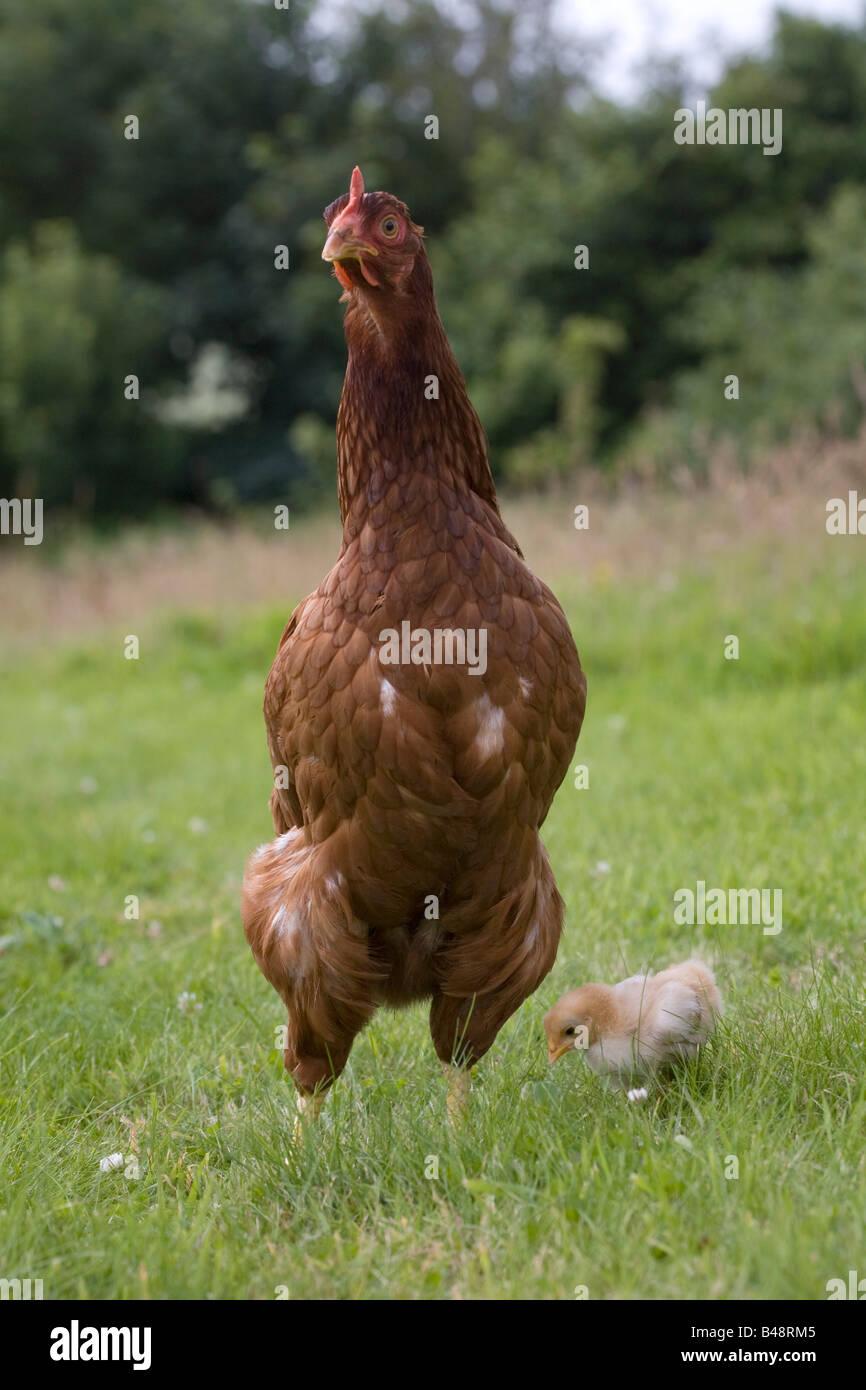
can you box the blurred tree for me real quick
[0,1,864,513]
[621,185,866,472]
[0,221,177,508]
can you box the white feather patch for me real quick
[380,678,398,715]
[473,694,505,758]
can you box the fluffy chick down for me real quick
[544,960,722,1086]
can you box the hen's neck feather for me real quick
[336,253,499,533]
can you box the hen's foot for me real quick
[292,1089,324,1140]
[442,1063,471,1126]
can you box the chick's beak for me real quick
[547,1039,574,1065]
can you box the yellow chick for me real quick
[544,960,722,1093]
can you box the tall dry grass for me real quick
[0,429,863,647]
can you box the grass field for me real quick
[1,485,865,1300]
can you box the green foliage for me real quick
[0,221,177,507]
[502,316,626,483]
[1,2,865,512]
[623,185,866,473]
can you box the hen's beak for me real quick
[322,226,380,289]
[547,1039,574,1065]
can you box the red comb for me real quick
[346,165,365,215]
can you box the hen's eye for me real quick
[564,1026,575,1036]
[380,216,399,238]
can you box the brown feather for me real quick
[242,171,587,1096]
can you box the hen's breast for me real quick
[264,472,585,930]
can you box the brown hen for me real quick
[242,167,586,1124]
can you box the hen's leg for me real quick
[242,832,382,1139]
[286,994,378,1141]
[288,1032,350,1138]
[295,1091,324,1127]
[429,840,563,1122]
[441,1062,472,1125]
[283,979,379,1139]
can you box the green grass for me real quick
[1,531,864,1300]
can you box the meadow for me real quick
[1,459,864,1300]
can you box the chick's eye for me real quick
[380,216,399,238]
[564,1026,575,1036]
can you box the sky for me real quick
[322,0,866,104]
[558,0,866,100]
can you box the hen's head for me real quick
[322,166,425,297]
